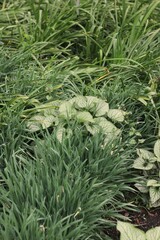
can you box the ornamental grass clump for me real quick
[0,129,136,240]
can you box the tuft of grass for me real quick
[0,128,137,240]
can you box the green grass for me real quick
[0,0,160,239]
[0,129,137,240]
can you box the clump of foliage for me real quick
[133,139,160,207]
[27,96,127,144]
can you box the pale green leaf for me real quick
[147,180,160,187]
[146,226,160,240]
[95,100,109,117]
[117,221,146,240]
[56,127,66,142]
[59,102,76,119]
[41,115,55,129]
[103,132,121,146]
[107,109,126,122]
[138,96,149,106]
[95,117,119,134]
[76,111,94,123]
[151,199,160,208]
[68,97,76,106]
[72,96,87,109]
[56,127,73,142]
[133,157,154,170]
[43,108,56,116]
[85,124,100,135]
[137,149,155,161]
[85,96,100,109]
[149,186,160,205]
[27,122,41,132]
[94,117,121,144]
[157,157,160,162]
[154,139,160,159]
[135,183,148,193]
[27,115,55,132]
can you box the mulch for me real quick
[105,208,160,240]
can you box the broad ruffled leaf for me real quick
[95,117,119,134]
[151,199,160,208]
[93,117,121,145]
[147,180,160,187]
[103,132,121,146]
[85,124,100,135]
[146,226,160,240]
[27,121,41,132]
[85,96,100,109]
[95,100,109,117]
[42,115,55,128]
[56,127,72,142]
[27,115,55,132]
[59,102,76,119]
[72,96,87,109]
[117,221,146,240]
[133,157,154,170]
[149,186,160,205]
[107,109,126,122]
[154,139,160,160]
[43,108,57,116]
[76,111,94,123]
[27,116,44,132]
[137,148,155,161]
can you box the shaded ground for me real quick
[105,208,160,240]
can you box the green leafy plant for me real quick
[133,139,160,207]
[27,96,127,144]
[117,221,160,240]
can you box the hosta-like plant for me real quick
[117,221,160,240]
[27,96,126,144]
[133,139,160,207]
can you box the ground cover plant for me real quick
[117,221,160,240]
[0,0,160,239]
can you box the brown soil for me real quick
[105,208,160,240]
